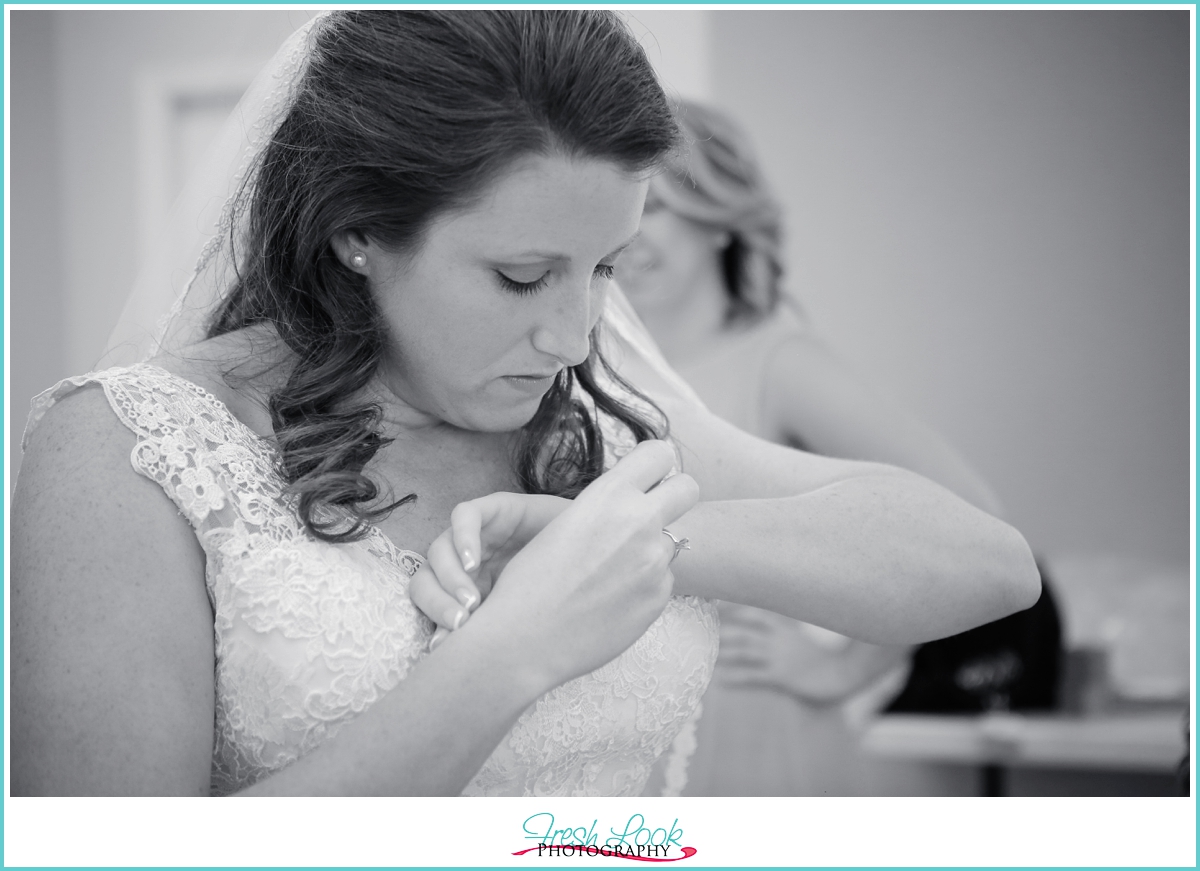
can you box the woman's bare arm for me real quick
[12,387,217,795]
[616,344,1040,645]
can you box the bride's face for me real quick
[353,154,648,432]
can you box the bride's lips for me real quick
[502,370,561,392]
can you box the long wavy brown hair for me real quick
[209,11,678,542]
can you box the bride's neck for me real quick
[160,322,482,445]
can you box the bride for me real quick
[10,10,1039,796]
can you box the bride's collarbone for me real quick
[366,433,521,554]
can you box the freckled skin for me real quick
[349,154,649,434]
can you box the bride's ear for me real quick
[331,230,373,274]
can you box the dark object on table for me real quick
[885,561,1062,713]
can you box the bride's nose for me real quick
[530,280,599,368]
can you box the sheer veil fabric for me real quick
[102,12,325,368]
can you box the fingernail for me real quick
[456,589,478,609]
[451,608,467,631]
[428,628,447,652]
[460,548,476,572]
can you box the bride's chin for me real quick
[438,397,545,435]
[479,403,545,434]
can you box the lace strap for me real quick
[24,365,292,538]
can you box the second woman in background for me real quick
[618,101,1007,796]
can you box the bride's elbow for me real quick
[893,519,1041,645]
[974,520,1042,624]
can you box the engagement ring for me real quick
[662,528,691,564]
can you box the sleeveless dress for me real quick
[663,308,905,796]
[24,363,719,796]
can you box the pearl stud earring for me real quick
[350,252,367,269]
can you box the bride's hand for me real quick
[409,494,568,641]
[409,440,697,658]
[468,440,699,688]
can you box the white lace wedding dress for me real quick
[25,363,718,796]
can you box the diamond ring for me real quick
[662,528,691,564]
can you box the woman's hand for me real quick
[717,606,911,706]
[410,440,699,686]
[409,493,570,642]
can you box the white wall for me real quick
[54,11,312,377]
[709,10,1190,567]
[8,10,309,481]
[626,10,713,102]
[9,10,1191,572]
[9,12,63,481]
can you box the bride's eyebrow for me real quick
[497,231,642,265]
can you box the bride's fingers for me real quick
[586,440,678,496]
[646,472,700,527]
[409,563,470,637]
[426,532,481,612]
[448,493,527,571]
[448,499,489,575]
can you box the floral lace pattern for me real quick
[26,364,717,796]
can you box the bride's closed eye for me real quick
[497,263,616,296]
[497,270,549,295]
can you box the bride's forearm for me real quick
[669,473,1040,645]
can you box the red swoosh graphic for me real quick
[511,846,697,862]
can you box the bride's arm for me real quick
[420,425,1037,647]
[11,389,685,796]
[589,294,1039,643]
[13,388,215,795]
[639,383,1040,645]
[413,353,1038,648]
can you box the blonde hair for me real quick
[652,100,786,323]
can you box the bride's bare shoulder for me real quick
[15,376,178,526]
[17,325,284,516]
[18,379,141,495]
[13,377,205,602]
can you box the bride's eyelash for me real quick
[498,264,615,296]
[497,272,549,296]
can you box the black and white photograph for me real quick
[5,5,1193,866]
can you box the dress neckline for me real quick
[137,362,426,567]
